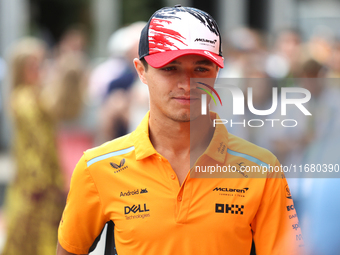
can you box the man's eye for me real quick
[196,67,209,72]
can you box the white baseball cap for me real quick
[138,5,224,68]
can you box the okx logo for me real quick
[124,204,150,214]
[110,158,128,173]
[215,203,244,215]
[197,82,222,115]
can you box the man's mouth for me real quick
[172,96,200,105]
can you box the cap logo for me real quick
[204,50,217,60]
[194,38,217,44]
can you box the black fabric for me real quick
[88,223,107,253]
[105,65,136,97]
[250,239,256,255]
[105,220,117,255]
[88,221,117,254]
[138,19,152,59]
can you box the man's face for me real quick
[135,55,219,122]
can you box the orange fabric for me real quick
[58,112,304,254]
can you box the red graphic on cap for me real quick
[149,18,188,54]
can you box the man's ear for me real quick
[133,58,147,84]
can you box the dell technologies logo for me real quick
[124,204,150,214]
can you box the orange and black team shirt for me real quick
[58,112,304,255]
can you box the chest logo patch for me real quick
[124,204,151,220]
[215,203,244,215]
[110,158,128,173]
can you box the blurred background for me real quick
[1,0,340,254]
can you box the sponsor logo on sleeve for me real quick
[287,204,295,211]
[289,213,298,219]
[292,223,300,230]
[285,184,292,199]
[296,234,303,241]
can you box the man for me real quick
[57,5,303,255]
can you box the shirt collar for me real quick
[132,111,229,163]
[203,112,229,164]
[132,111,158,160]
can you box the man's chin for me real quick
[170,113,191,122]
[167,110,202,122]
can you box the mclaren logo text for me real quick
[213,187,249,193]
[194,38,217,44]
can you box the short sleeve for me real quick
[251,159,305,255]
[58,154,107,254]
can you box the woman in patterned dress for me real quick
[2,37,84,255]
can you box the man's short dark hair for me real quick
[140,58,148,71]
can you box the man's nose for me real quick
[177,71,193,91]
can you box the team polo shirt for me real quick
[58,112,304,255]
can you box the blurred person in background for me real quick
[265,28,304,82]
[88,23,144,103]
[49,26,90,190]
[227,67,278,152]
[89,22,148,144]
[273,59,339,167]
[48,27,87,122]
[271,59,340,220]
[0,56,7,148]
[306,27,333,67]
[0,57,6,106]
[325,39,340,79]
[55,25,88,57]
[219,27,268,78]
[2,36,83,255]
[296,59,340,255]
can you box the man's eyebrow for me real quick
[194,60,215,66]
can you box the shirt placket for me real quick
[156,154,192,224]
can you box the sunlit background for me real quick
[1,0,340,254]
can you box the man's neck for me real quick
[148,111,214,162]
